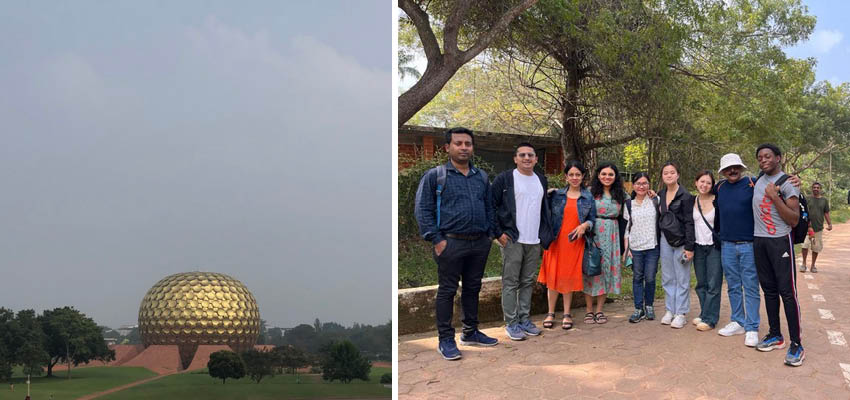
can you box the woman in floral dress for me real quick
[583,162,626,324]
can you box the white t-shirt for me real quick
[623,197,657,251]
[693,205,715,246]
[513,169,544,244]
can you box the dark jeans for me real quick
[754,236,802,344]
[434,236,491,341]
[693,244,723,326]
[631,246,660,310]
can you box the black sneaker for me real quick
[438,339,462,360]
[628,308,646,323]
[645,306,656,320]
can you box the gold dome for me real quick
[138,272,260,368]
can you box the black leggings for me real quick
[754,235,801,344]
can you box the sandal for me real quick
[542,312,556,329]
[562,314,574,330]
[595,312,608,324]
[584,312,596,324]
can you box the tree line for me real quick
[262,319,391,362]
[0,307,114,380]
[206,340,380,385]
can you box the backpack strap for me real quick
[435,165,447,229]
[625,198,633,233]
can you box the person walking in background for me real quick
[687,170,722,332]
[801,182,832,273]
[657,162,696,329]
[751,143,805,367]
[491,143,553,340]
[622,172,661,323]
[414,127,498,361]
[538,160,595,330]
[582,162,626,325]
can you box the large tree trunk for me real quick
[559,50,588,167]
[398,58,464,125]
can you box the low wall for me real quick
[399,277,611,336]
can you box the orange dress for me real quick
[538,197,585,293]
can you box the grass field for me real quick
[0,367,157,400]
[96,367,392,400]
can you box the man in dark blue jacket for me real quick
[414,127,498,360]
[491,142,553,341]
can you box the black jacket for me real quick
[657,185,696,251]
[491,169,554,249]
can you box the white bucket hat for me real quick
[718,153,747,174]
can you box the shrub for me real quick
[380,373,391,384]
[208,350,245,384]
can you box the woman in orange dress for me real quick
[539,160,597,329]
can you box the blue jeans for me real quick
[721,241,760,332]
[693,244,723,327]
[631,246,660,309]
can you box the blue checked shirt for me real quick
[414,161,496,244]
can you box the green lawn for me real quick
[96,367,392,400]
[0,366,157,400]
[399,239,502,288]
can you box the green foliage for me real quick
[208,350,246,384]
[273,345,309,374]
[320,341,371,384]
[241,349,276,384]
[380,373,391,384]
[39,306,115,378]
[399,241,503,289]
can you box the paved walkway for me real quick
[399,222,850,399]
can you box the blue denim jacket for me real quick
[549,188,596,241]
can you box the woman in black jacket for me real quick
[656,162,695,329]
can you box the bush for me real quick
[380,373,391,384]
[241,349,276,384]
[320,341,371,384]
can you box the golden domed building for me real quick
[138,271,261,369]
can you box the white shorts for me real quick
[801,230,823,253]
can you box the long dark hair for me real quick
[695,170,716,195]
[591,162,626,205]
[630,172,651,199]
[563,160,588,189]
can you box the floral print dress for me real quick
[582,194,622,296]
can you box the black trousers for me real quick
[754,235,802,344]
[434,236,491,341]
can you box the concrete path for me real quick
[399,222,850,399]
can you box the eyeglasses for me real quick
[634,182,649,187]
[517,153,537,158]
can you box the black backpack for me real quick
[773,174,809,244]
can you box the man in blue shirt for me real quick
[415,127,498,360]
[714,153,761,347]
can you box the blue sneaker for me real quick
[459,330,499,346]
[785,342,805,367]
[437,339,462,360]
[756,334,786,352]
[519,320,542,336]
[505,324,526,341]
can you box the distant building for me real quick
[117,324,138,337]
[399,125,564,174]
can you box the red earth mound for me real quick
[121,344,181,375]
[185,345,233,372]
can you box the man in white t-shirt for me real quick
[491,142,553,341]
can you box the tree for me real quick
[241,349,276,384]
[398,0,539,125]
[207,350,246,384]
[0,308,15,381]
[284,324,319,354]
[14,310,48,377]
[273,345,308,374]
[320,341,371,384]
[39,307,115,378]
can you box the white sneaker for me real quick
[660,311,674,325]
[718,321,746,336]
[671,315,686,329]
[744,331,759,347]
[692,317,702,326]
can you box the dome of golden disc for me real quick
[138,272,260,352]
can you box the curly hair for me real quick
[590,161,626,205]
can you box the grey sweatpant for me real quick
[660,235,691,315]
[500,240,542,325]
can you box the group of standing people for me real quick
[415,127,828,368]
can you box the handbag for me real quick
[582,237,602,277]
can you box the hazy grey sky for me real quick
[0,1,390,328]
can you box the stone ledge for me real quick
[399,276,608,335]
